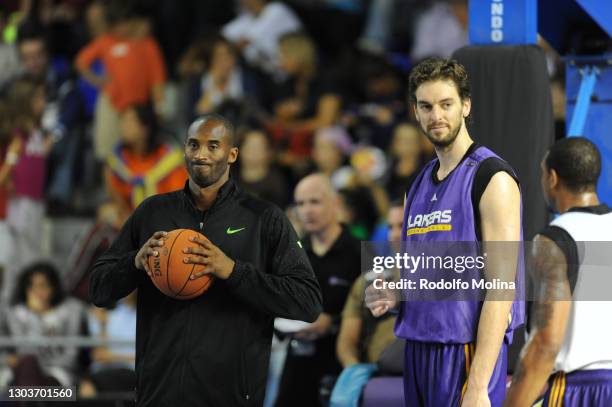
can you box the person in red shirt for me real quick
[76,2,166,160]
[3,77,54,296]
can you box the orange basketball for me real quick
[148,229,214,300]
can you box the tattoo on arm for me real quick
[531,235,571,330]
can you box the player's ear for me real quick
[549,168,559,189]
[228,147,238,164]
[411,104,420,123]
[462,97,471,118]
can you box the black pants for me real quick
[275,337,340,407]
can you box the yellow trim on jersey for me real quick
[407,224,453,236]
[548,372,566,407]
[548,375,557,407]
[557,372,566,407]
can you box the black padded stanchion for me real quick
[453,45,554,241]
[453,45,556,374]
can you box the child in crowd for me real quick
[76,1,166,161]
[6,77,53,275]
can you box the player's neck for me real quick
[435,130,473,179]
[188,172,230,211]
[311,222,342,256]
[558,191,600,213]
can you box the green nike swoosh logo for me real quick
[226,227,246,235]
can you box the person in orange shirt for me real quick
[104,102,186,227]
[76,2,166,161]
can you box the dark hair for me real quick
[390,199,404,209]
[187,113,236,147]
[408,57,471,105]
[0,99,14,147]
[8,76,46,129]
[545,137,601,192]
[12,262,65,307]
[203,35,236,70]
[122,102,160,153]
[239,127,272,148]
[105,0,136,26]
[16,21,47,49]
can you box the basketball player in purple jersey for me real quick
[367,58,524,406]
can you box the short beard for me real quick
[185,160,228,189]
[425,121,462,148]
[190,171,215,188]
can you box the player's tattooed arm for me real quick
[504,234,572,407]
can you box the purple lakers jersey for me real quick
[394,144,525,343]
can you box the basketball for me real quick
[147,229,214,300]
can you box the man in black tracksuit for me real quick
[89,114,322,407]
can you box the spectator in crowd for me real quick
[357,0,395,54]
[330,200,404,406]
[345,55,407,150]
[410,0,468,62]
[80,290,137,398]
[16,24,84,208]
[276,173,361,407]
[14,0,88,60]
[0,262,86,387]
[0,99,20,304]
[62,203,120,303]
[383,122,422,201]
[77,0,110,120]
[341,145,392,239]
[104,102,187,226]
[265,32,343,171]
[6,77,53,273]
[0,8,20,89]
[311,126,355,190]
[234,129,289,208]
[222,0,302,78]
[189,36,254,120]
[85,0,109,40]
[76,0,166,161]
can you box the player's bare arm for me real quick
[503,235,572,407]
[462,171,520,406]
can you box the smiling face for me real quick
[412,79,470,149]
[184,119,238,188]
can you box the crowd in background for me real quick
[0,0,566,405]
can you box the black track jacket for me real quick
[90,179,322,407]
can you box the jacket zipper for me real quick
[177,210,209,404]
[200,201,212,231]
